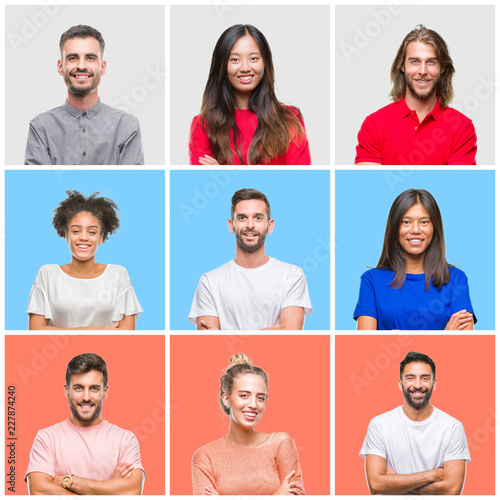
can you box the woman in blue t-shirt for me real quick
[354,189,475,330]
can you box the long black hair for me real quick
[198,24,305,165]
[377,189,450,290]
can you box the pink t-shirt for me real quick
[25,419,144,481]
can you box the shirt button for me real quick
[414,127,418,131]
[83,152,87,157]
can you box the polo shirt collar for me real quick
[64,98,103,119]
[397,96,443,121]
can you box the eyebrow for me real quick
[407,57,438,61]
[70,224,99,228]
[237,390,267,395]
[236,212,265,217]
[405,373,431,377]
[65,52,99,59]
[229,51,261,56]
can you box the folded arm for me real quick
[54,468,144,495]
[357,315,378,330]
[364,454,444,495]
[29,313,135,330]
[263,306,305,330]
[27,472,76,495]
[197,315,221,330]
[414,460,466,495]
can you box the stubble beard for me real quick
[234,223,268,254]
[63,69,100,96]
[405,72,441,102]
[68,398,103,423]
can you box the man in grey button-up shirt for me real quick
[25,25,144,165]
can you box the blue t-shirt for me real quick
[353,267,476,330]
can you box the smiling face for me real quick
[58,36,106,95]
[398,203,434,260]
[222,373,267,429]
[402,41,444,102]
[64,370,108,426]
[228,199,274,254]
[65,211,103,262]
[399,361,435,410]
[227,34,265,107]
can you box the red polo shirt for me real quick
[355,99,477,165]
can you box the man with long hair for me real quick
[360,352,470,494]
[355,25,476,165]
[25,353,145,494]
[188,188,312,330]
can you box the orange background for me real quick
[170,335,330,494]
[335,335,494,495]
[5,335,165,495]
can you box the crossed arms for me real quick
[364,454,466,495]
[197,306,306,330]
[27,463,144,495]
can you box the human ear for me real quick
[228,219,235,234]
[57,59,63,76]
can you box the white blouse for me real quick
[27,264,143,328]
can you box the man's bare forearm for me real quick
[69,473,142,495]
[368,469,441,495]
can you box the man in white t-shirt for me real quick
[188,188,312,330]
[360,351,470,495]
[25,353,145,495]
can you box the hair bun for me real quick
[229,353,251,366]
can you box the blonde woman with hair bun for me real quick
[191,353,305,495]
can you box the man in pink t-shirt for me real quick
[25,353,145,495]
[355,25,477,165]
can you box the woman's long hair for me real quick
[199,24,305,165]
[376,189,450,290]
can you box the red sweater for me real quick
[189,108,312,165]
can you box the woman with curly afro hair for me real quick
[27,190,142,330]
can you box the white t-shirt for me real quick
[360,406,471,474]
[188,257,312,330]
[27,264,143,328]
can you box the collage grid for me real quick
[0,0,498,497]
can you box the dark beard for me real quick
[235,230,267,253]
[403,386,433,409]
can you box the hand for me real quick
[273,471,305,495]
[52,475,64,487]
[205,485,220,495]
[112,462,134,479]
[444,310,473,330]
[102,321,120,330]
[198,155,220,165]
[432,467,445,482]
[200,319,220,330]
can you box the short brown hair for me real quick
[59,25,105,57]
[66,353,108,387]
[390,25,455,107]
[231,189,271,220]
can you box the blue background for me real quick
[171,170,330,330]
[336,170,495,330]
[6,170,165,330]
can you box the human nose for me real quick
[82,388,91,400]
[418,62,428,75]
[240,58,250,72]
[247,396,257,408]
[409,221,421,233]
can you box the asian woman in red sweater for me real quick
[189,24,311,166]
